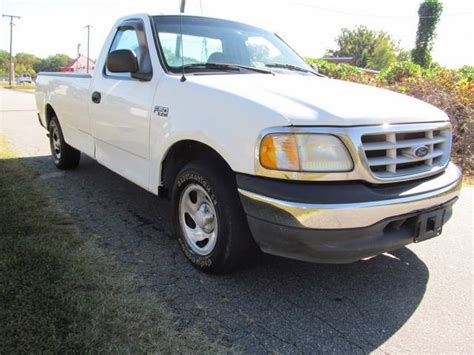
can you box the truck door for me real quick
[89,19,156,189]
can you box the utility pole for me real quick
[76,43,81,71]
[84,25,92,73]
[2,14,21,86]
[180,0,186,13]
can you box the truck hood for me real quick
[187,74,448,126]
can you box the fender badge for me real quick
[154,106,169,117]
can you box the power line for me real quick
[2,14,21,86]
[296,2,472,19]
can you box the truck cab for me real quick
[35,14,462,273]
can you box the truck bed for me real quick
[35,72,93,157]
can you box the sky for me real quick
[1,0,473,68]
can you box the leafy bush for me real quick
[305,58,473,176]
[306,58,368,80]
[392,70,473,175]
[378,61,423,84]
[458,66,474,82]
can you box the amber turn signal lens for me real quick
[260,134,300,170]
[259,133,353,173]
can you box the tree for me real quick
[397,50,412,62]
[326,25,399,69]
[368,39,398,70]
[33,54,72,73]
[0,50,10,77]
[1,51,72,78]
[412,0,443,68]
[14,52,40,76]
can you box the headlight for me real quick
[260,134,353,172]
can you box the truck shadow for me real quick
[18,154,429,353]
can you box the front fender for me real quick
[147,76,289,193]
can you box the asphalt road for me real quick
[1,88,472,353]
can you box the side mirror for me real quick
[310,63,319,73]
[106,49,138,74]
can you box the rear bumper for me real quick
[238,163,462,263]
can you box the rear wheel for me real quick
[172,160,257,273]
[49,117,81,169]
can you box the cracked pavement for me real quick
[1,88,472,353]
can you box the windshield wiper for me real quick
[183,62,273,74]
[265,63,317,75]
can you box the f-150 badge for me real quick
[154,106,169,117]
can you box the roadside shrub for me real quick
[458,65,474,82]
[378,61,423,84]
[306,58,368,81]
[393,70,473,175]
[305,58,473,175]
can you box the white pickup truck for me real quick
[36,14,462,273]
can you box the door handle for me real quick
[91,91,101,104]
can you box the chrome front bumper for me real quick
[239,163,462,230]
[238,163,461,263]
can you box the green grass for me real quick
[0,136,222,353]
[0,82,36,90]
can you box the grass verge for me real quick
[0,136,222,353]
[0,82,36,90]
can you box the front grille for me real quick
[361,125,452,179]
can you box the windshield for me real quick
[153,15,312,74]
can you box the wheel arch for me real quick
[159,140,235,198]
[44,104,57,129]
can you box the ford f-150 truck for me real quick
[35,14,462,273]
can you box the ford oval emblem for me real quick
[414,145,429,158]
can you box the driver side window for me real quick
[106,24,152,78]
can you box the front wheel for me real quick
[172,160,257,273]
[49,117,81,170]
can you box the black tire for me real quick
[172,160,258,273]
[49,116,81,170]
